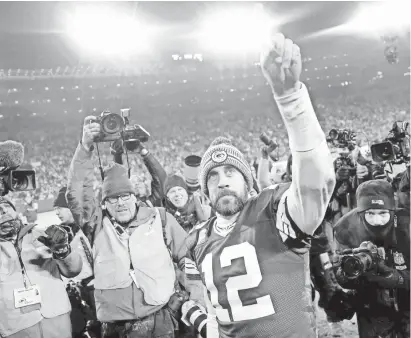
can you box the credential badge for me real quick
[393,251,405,266]
[211,150,228,163]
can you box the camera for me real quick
[371,121,409,164]
[260,132,278,161]
[333,242,385,280]
[327,129,357,150]
[93,109,150,147]
[0,169,36,196]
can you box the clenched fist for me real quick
[37,224,70,258]
[82,116,101,151]
[260,33,302,97]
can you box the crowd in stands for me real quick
[0,54,409,206]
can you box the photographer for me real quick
[66,116,190,338]
[110,138,167,208]
[0,195,82,338]
[163,174,211,233]
[333,180,410,338]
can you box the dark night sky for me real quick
[0,1,406,68]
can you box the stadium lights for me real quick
[344,2,411,36]
[66,6,154,57]
[198,6,277,55]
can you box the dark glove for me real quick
[167,290,189,320]
[324,289,357,323]
[37,224,70,259]
[314,263,356,322]
[336,165,351,181]
[110,139,124,156]
[363,261,405,289]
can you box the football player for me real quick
[181,33,336,338]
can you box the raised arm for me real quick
[261,33,336,235]
[66,116,100,235]
[140,147,167,207]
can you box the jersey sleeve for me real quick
[184,228,207,308]
[266,184,313,246]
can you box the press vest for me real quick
[0,230,71,337]
[93,208,175,307]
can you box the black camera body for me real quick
[260,132,279,161]
[93,109,150,146]
[333,242,385,280]
[334,152,356,177]
[327,129,357,150]
[0,169,36,196]
[370,121,409,165]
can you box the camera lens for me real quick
[101,114,124,134]
[329,129,338,140]
[12,176,29,190]
[341,256,364,278]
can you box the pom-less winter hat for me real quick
[102,163,134,201]
[164,174,188,195]
[54,187,69,208]
[356,179,395,212]
[199,137,253,196]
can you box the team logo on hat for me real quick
[371,200,384,205]
[211,150,228,163]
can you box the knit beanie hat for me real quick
[164,174,188,195]
[356,179,395,212]
[199,137,253,196]
[54,187,68,208]
[0,196,16,211]
[102,163,134,201]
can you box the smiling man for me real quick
[181,33,336,338]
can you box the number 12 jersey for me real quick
[186,184,317,338]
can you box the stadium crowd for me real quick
[1,56,409,205]
[0,31,409,338]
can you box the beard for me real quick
[212,188,247,217]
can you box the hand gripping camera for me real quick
[260,132,279,161]
[333,241,386,280]
[94,109,150,148]
[328,129,357,177]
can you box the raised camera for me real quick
[94,110,129,143]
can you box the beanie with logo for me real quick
[356,179,395,212]
[199,137,253,196]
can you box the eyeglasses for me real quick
[106,194,132,204]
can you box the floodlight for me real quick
[347,2,411,35]
[66,6,153,57]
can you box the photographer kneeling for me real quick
[334,180,410,338]
[66,116,189,338]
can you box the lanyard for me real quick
[14,244,30,289]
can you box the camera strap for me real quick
[14,244,30,289]
[94,143,105,181]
